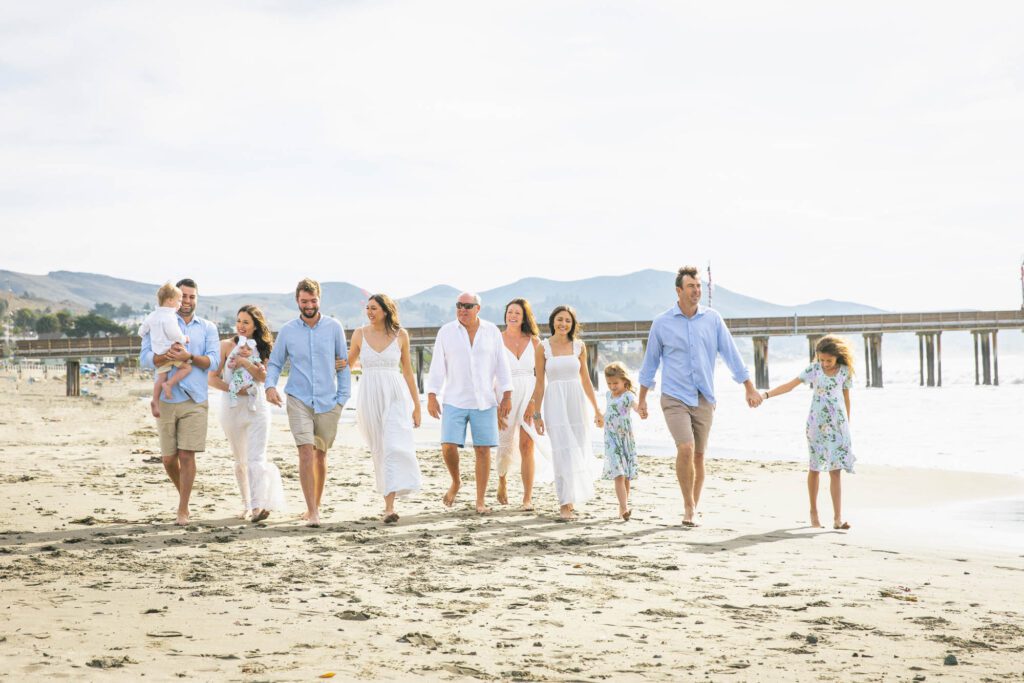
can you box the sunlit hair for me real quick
[505,298,539,336]
[603,361,635,393]
[368,293,401,336]
[295,277,321,300]
[674,265,700,288]
[157,283,181,306]
[236,305,273,362]
[816,334,855,376]
[548,305,580,341]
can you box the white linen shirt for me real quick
[138,305,187,354]
[426,319,513,410]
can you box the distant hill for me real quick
[0,268,886,329]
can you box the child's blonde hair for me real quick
[603,361,635,393]
[816,334,856,376]
[157,283,182,306]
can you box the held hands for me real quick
[427,395,441,420]
[745,385,764,408]
[265,387,283,407]
[637,399,648,420]
[594,411,604,428]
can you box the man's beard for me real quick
[301,306,319,319]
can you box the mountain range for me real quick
[0,268,884,329]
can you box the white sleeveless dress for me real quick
[496,342,553,482]
[541,338,600,505]
[218,362,286,512]
[356,334,422,498]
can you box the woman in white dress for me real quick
[208,305,286,523]
[349,294,422,524]
[530,305,604,521]
[496,298,543,510]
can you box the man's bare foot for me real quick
[150,399,160,418]
[520,500,534,512]
[442,483,460,507]
[175,512,189,526]
[496,477,509,506]
[810,513,823,528]
[833,521,850,530]
[476,505,492,514]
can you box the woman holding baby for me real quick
[209,305,286,522]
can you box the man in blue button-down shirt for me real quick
[139,278,221,526]
[638,266,762,527]
[266,278,351,527]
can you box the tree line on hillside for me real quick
[0,299,133,337]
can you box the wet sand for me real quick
[1,375,1023,681]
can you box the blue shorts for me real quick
[441,404,499,448]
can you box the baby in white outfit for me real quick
[138,283,191,418]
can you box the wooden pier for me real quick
[12,309,1024,395]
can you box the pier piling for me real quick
[863,333,883,388]
[585,342,599,389]
[752,336,769,390]
[66,360,80,397]
[916,332,942,387]
[972,330,999,385]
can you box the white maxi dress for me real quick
[218,368,286,512]
[541,338,600,505]
[495,343,553,482]
[356,336,422,498]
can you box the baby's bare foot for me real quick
[150,399,160,418]
[162,384,173,400]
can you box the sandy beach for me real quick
[2,374,1023,682]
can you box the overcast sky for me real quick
[2,2,1023,310]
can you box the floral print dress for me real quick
[798,362,855,473]
[602,391,639,480]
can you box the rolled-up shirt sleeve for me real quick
[265,331,287,390]
[203,321,220,371]
[425,334,446,396]
[716,314,750,384]
[335,324,352,405]
[638,323,662,390]
[139,333,155,370]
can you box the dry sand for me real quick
[1,374,1023,681]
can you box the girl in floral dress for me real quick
[761,335,855,530]
[602,362,640,521]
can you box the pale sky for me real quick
[2,2,1023,310]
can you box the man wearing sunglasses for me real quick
[426,292,513,513]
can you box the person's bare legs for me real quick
[162,453,181,493]
[474,446,491,514]
[382,492,398,523]
[441,443,461,506]
[693,451,706,511]
[829,470,847,529]
[163,364,191,400]
[496,475,509,506]
[675,441,697,525]
[807,470,822,527]
[519,429,535,510]
[314,449,327,510]
[151,375,167,418]
[169,450,195,526]
[297,444,319,526]
[614,475,630,519]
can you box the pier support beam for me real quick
[806,335,823,362]
[916,331,942,387]
[972,330,998,386]
[585,342,599,389]
[752,336,770,390]
[66,360,80,397]
[863,333,883,388]
[414,346,425,394]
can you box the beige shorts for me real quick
[286,395,342,452]
[156,359,188,373]
[660,393,715,453]
[157,399,209,456]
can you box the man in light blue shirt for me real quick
[139,278,221,526]
[266,278,351,527]
[638,266,762,526]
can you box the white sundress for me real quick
[541,338,601,505]
[495,340,554,482]
[356,333,423,498]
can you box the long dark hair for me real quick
[235,305,273,362]
[548,304,580,341]
[368,293,401,336]
[505,298,539,336]
[816,334,856,376]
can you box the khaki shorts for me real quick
[661,393,715,453]
[157,399,209,456]
[286,395,342,452]
[156,359,187,374]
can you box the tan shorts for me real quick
[286,395,342,452]
[157,399,209,456]
[156,359,187,374]
[661,393,715,453]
